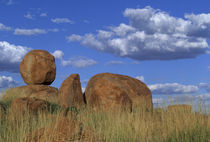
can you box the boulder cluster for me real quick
[2,49,154,142]
[4,49,153,112]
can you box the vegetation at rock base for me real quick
[0,93,209,142]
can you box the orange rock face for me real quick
[10,97,50,117]
[85,73,153,111]
[3,85,59,104]
[58,74,84,108]
[20,50,56,85]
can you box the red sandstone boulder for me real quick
[2,85,59,104]
[20,50,56,85]
[58,74,84,108]
[25,118,101,142]
[85,73,153,111]
[10,97,50,118]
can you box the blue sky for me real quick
[0,0,210,107]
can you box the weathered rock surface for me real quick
[85,73,153,111]
[167,104,192,113]
[59,74,84,108]
[25,118,101,142]
[10,97,50,118]
[20,50,56,85]
[2,85,59,104]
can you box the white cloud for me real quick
[61,56,98,68]
[106,60,124,65]
[0,41,30,72]
[199,83,210,92]
[149,83,199,94]
[68,6,210,61]
[0,23,11,31]
[14,28,47,36]
[40,13,47,17]
[24,13,33,19]
[185,13,210,38]
[66,34,82,42]
[136,76,144,82]
[51,18,74,24]
[0,76,17,89]
[52,50,64,59]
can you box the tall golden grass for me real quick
[0,96,209,142]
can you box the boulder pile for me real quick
[3,49,153,111]
[3,50,59,104]
[2,49,155,141]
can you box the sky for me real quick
[0,0,210,108]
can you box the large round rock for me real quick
[20,50,56,85]
[85,73,153,111]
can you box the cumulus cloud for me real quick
[0,41,30,72]
[0,23,11,31]
[61,56,98,68]
[51,18,74,24]
[199,83,210,92]
[0,76,17,89]
[68,6,210,61]
[149,83,199,94]
[105,60,124,65]
[14,28,47,36]
[52,50,64,59]
[136,76,144,82]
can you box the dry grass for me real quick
[0,94,209,142]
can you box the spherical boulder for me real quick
[85,73,153,111]
[20,50,56,85]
